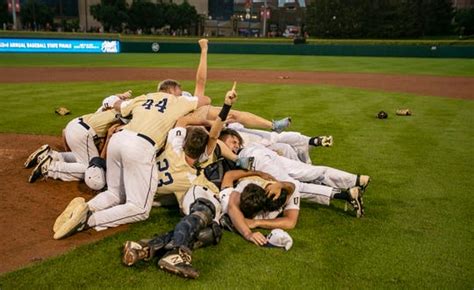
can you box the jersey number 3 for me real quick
[157,158,174,187]
[142,98,168,113]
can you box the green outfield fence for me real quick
[122,41,474,58]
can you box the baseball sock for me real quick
[332,189,349,200]
[309,137,320,147]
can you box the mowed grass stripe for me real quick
[0,81,472,288]
[1,53,473,76]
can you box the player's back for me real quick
[81,109,118,138]
[123,92,197,148]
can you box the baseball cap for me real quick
[84,166,106,191]
[266,229,293,251]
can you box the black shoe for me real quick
[24,144,50,168]
[28,155,52,183]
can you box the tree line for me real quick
[90,0,199,33]
[305,0,474,38]
[0,0,199,34]
[1,0,473,37]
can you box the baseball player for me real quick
[52,75,211,239]
[219,129,370,217]
[25,90,132,186]
[219,169,298,246]
[120,86,240,279]
[226,122,333,164]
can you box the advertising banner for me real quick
[0,38,120,53]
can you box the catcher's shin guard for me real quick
[192,221,222,250]
[165,198,216,250]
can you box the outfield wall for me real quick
[122,42,474,58]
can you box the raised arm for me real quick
[205,82,237,156]
[194,39,208,98]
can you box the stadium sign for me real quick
[0,38,120,53]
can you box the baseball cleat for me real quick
[24,144,50,168]
[53,197,86,233]
[345,187,363,218]
[357,175,371,192]
[122,241,150,267]
[53,198,89,240]
[271,117,291,133]
[357,175,370,216]
[158,247,199,279]
[28,155,52,183]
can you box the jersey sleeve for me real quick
[218,187,235,214]
[176,95,198,112]
[283,191,300,211]
[167,127,187,153]
[120,94,146,117]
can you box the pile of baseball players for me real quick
[24,39,370,279]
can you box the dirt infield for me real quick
[0,67,473,99]
[1,66,472,275]
[0,134,126,274]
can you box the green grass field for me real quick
[0,54,473,289]
[1,53,474,76]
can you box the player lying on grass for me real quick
[24,90,132,188]
[219,169,298,246]
[119,170,279,279]
[226,122,333,164]
[219,129,370,217]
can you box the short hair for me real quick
[219,128,244,146]
[183,126,209,159]
[240,184,267,218]
[157,79,181,93]
[239,184,289,218]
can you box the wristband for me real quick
[218,104,232,121]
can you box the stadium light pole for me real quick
[11,0,17,30]
[262,0,267,37]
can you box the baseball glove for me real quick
[55,107,71,116]
[377,111,388,119]
[396,108,412,116]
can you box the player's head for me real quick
[157,79,182,96]
[239,183,267,218]
[264,189,289,212]
[183,126,209,159]
[219,128,243,154]
[240,184,290,218]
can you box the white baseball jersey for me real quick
[219,176,300,219]
[238,143,357,206]
[227,123,311,163]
